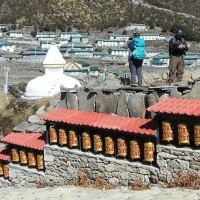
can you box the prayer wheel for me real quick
[130,140,141,159]
[0,162,3,176]
[194,125,200,146]
[69,130,79,147]
[93,134,103,153]
[11,148,19,163]
[28,151,36,167]
[37,154,44,171]
[162,121,173,142]
[82,132,92,150]
[3,164,9,179]
[117,138,127,157]
[105,136,114,155]
[58,128,67,146]
[178,124,190,145]
[19,149,28,165]
[49,127,58,144]
[144,142,155,163]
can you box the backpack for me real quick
[129,38,146,60]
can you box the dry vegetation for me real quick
[75,170,150,190]
[167,172,200,190]
[74,170,117,190]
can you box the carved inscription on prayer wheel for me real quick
[49,127,58,144]
[105,136,114,155]
[82,132,92,150]
[194,125,200,146]
[28,152,36,167]
[3,164,9,179]
[69,130,78,147]
[58,128,67,146]
[144,142,155,163]
[130,140,141,159]
[0,162,3,176]
[37,154,44,171]
[11,148,19,163]
[178,124,190,145]
[117,138,127,157]
[93,134,103,153]
[19,149,28,165]
[162,121,173,142]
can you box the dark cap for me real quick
[175,29,184,37]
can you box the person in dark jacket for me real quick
[168,29,188,84]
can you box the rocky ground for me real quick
[0,185,200,200]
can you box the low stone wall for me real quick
[44,145,159,187]
[0,164,45,188]
[1,144,200,188]
[157,145,200,183]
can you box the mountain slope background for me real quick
[0,0,200,41]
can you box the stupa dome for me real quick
[23,43,81,99]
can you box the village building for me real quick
[60,32,80,40]
[6,31,23,38]
[108,34,129,41]
[21,48,47,63]
[70,35,89,44]
[95,39,125,47]
[68,49,93,58]
[152,52,200,67]
[36,32,57,41]
[125,23,147,31]
[140,33,165,41]
[108,47,128,57]
[0,40,16,53]
[93,51,110,59]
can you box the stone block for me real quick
[44,155,55,162]
[105,164,116,172]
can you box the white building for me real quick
[36,32,57,41]
[0,41,15,52]
[6,31,23,38]
[96,39,125,47]
[68,49,93,58]
[140,33,166,41]
[108,47,128,57]
[60,32,80,40]
[108,34,129,41]
[125,24,147,31]
[23,43,81,99]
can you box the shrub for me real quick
[167,172,200,190]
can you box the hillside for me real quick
[0,0,200,41]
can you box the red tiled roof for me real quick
[0,132,45,151]
[0,149,10,162]
[41,108,157,136]
[147,97,200,116]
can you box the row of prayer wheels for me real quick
[162,122,200,146]
[11,148,44,171]
[49,127,156,163]
[0,162,9,179]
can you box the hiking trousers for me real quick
[168,55,184,82]
[129,58,143,85]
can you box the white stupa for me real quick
[23,43,81,99]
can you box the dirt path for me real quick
[0,186,200,200]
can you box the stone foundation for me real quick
[1,144,200,188]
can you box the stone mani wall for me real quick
[60,88,155,118]
[157,145,200,183]
[0,164,45,188]
[1,144,200,187]
[44,145,159,186]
